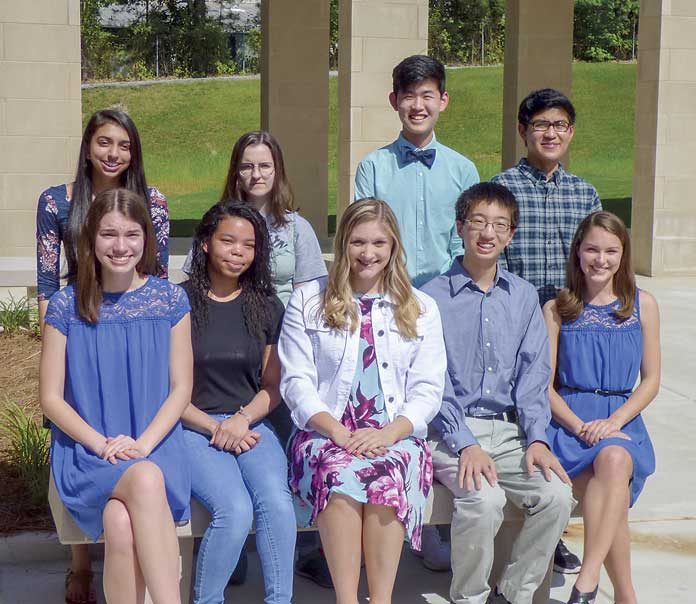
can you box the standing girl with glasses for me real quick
[184,130,327,306]
[35,108,169,604]
[279,198,446,604]
[544,212,660,604]
[40,189,192,604]
[180,201,296,604]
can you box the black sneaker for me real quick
[487,587,512,604]
[227,549,248,586]
[294,547,334,589]
[553,539,581,574]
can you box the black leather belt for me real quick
[469,408,518,423]
[562,386,632,397]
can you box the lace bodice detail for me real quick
[562,295,640,332]
[45,276,190,334]
[556,291,642,394]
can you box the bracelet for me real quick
[236,406,252,424]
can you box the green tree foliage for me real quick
[427,0,640,66]
[82,0,641,81]
[574,0,640,62]
[81,0,118,80]
[330,0,338,70]
[126,0,231,77]
[82,0,242,79]
[429,0,506,66]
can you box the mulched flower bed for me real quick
[0,332,53,534]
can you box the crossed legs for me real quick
[317,494,405,604]
[102,461,181,604]
[573,445,635,604]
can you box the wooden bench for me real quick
[49,474,558,604]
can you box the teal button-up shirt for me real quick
[354,133,479,287]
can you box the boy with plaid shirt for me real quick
[492,88,601,306]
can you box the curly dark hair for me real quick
[186,200,274,337]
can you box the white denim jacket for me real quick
[278,279,446,439]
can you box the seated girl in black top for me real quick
[180,201,295,604]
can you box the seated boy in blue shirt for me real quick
[354,54,479,288]
[421,182,575,604]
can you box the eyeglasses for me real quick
[238,162,274,178]
[464,218,512,233]
[529,119,571,133]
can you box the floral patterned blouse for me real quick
[36,184,169,301]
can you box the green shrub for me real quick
[0,401,50,508]
[128,60,155,81]
[215,59,238,76]
[0,295,38,335]
[583,47,616,62]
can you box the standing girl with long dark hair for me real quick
[36,108,169,323]
[35,108,170,604]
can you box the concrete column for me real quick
[260,0,329,244]
[501,0,574,170]
[0,0,81,257]
[336,0,428,219]
[632,0,696,276]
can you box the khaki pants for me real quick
[429,418,575,604]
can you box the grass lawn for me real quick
[82,62,635,230]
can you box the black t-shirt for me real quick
[182,282,285,415]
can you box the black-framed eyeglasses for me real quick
[464,218,512,233]
[529,119,571,133]
[238,162,275,178]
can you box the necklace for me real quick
[208,287,242,302]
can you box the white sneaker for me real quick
[413,525,451,571]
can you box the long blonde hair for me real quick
[322,199,421,338]
[556,211,635,322]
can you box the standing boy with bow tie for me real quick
[354,54,479,288]
[353,54,478,570]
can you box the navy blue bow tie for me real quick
[403,147,436,169]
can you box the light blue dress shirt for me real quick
[420,259,552,453]
[354,133,479,287]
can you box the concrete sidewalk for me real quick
[1,275,694,603]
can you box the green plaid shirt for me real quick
[492,159,601,305]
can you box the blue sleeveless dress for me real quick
[547,293,655,506]
[45,276,192,540]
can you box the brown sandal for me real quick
[65,569,97,604]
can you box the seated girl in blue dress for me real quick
[36,108,171,604]
[179,201,295,604]
[544,211,660,604]
[279,198,446,604]
[40,188,193,604]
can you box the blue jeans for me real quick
[183,418,296,604]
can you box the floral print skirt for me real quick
[287,296,433,550]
